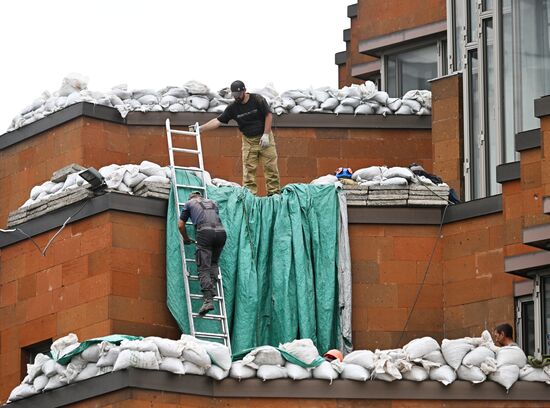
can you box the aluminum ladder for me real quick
[165,118,231,350]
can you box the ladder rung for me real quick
[195,331,228,339]
[172,147,200,154]
[189,294,223,300]
[176,184,205,189]
[185,258,196,263]
[175,165,204,172]
[171,129,197,136]
[192,313,225,320]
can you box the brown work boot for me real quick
[198,291,214,316]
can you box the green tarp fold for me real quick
[166,178,341,357]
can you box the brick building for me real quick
[1,0,550,406]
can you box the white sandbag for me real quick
[369,91,389,105]
[383,166,415,181]
[113,350,159,371]
[43,374,68,391]
[124,171,146,188]
[402,365,429,381]
[30,185,46,200]
[380,177,408,186]
[188,95,210,111]
[196,339,232,371]
[441,339,475,370]
[311,174,339,185]
[51,334,79,359]
[480,357,498,375]
[64,355,88,383]
[457,365,486,383]
[489,364,520,390]
[183,361,207,375]
[417,107,431,115]
[257,364,287,381]
[402,99,421,112]
[429,365,457,386]
[206,365,229,380]
[42,180,63,194]
[312,360,339,382]
[462,346,495,368]
[519,365,550,383]
[159,357,185,374]
[8,383,37,401]
[159,95,179,108]
[354,104,375,115]
[403,337,440,360]
[285,362,312,380]
[372,372,398,382]
[334,104,354,115]
[81,344,101,363]
[340,97,361,108]
[343,350,376,370]
[297,98,319,111]
[137,94,158,105]
[168,103,186,112]
[352,166,386,182]
[33,374,49,391]
[42,359,65,377]
[338,85,362,99]
[230,361,256,380]
[74,363,100,382]
[119,339,160,357]
[179,335,211,368]
[139,160,165,177]
[184,80,210,95]
[290,105,308,114]
[340,363,369,381]
[320,97,339,110]
[62,173,85,190]
[97,346,120,367]
[496,345,527,368]
[387,98,403,111]
[98,164,120,179]
[164,87,189,98]
[395,105,413,115]
[26,354,51,381]
[312,89,330,103]
[57,73,88,97]
[278,339,320,366]
[147,337,184,359]
[243,346,285,369]
[359,81,377,99]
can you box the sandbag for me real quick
[139,160,165,177]
[113,350,160,371]
[81,344,101,362]
[147,337,184,358]
[402,365,429,381]
[8,383,37,401]
[372,372,398,382]
[183,361,206,375]
[243,346,285,369]
[403,337,440,360]
[42,359,65,377]
[64,355,88,383]
[32,374,49,392]
[457,365,486,383]
[159,357,185,374]
[343,350,376,370]
[489,364,520,390]
[441,339,475,370]
[119,339,161,361]
[312,361,339,382]
[278,339,320,366]
[206,365,229,380]
[43,374,68,391]
[429,365,457,386]
[354,104,375,115]
[257,364,287,381]
[519,365,550,383]
[196,339,232,371]
[74,363,100,382]
[230,361,256,380]
[334,104,354,115]
[462,346,495,368]
[96,346,120,367]
[383,167,414,181]
[380,177,408,186]
[496,346,527,368]
[180,335,211,368]
[320,97,339,110]
[340,363,369,381]
[285,362,312,380]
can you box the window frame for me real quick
[515,294,535,356]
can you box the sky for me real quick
[0,0,351,132]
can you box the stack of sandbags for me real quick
[367,185,409,206]
[341,184,369,206]
[408,184,450,206]
[7,75,433,133]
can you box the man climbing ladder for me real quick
[178,191,227,315]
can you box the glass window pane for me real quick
[544,277,550,354]
[468,49,482,199]
[502,0,515,162]
[516,0,550,132]
[454,0,467,71]
[522,301,535,356]
[468,0,479,42]
[482,0,493,11]
[386,45,438,97]
[483,19,498,195]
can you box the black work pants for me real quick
[195,228,226,293]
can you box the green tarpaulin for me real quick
[166,173,341,357]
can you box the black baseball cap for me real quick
[230,80,246,93]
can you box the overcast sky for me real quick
[0,0,351,132]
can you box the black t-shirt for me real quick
[217,93,270,137]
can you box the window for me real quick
[516,295,536,356]
[448,0,550,200]
[21,339,52,381]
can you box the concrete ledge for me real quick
[5,368,550,407]
[534,94,550,118]
[496,161,520,183]
[347,3,357,18]
[505,250,550,277]
[443,195,502,224]
[515,128,541,151]
[335,50,347,65]
[523,223,550,250]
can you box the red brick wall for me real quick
[0,211,178,401]
[350,224,443,349]
[69,389,550,408]
[0,118,432,223]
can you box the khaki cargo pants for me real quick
[241,131,280,195]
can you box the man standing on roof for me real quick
[493,323,519,347]
[197,80,281,196]
[178,191,226,316]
